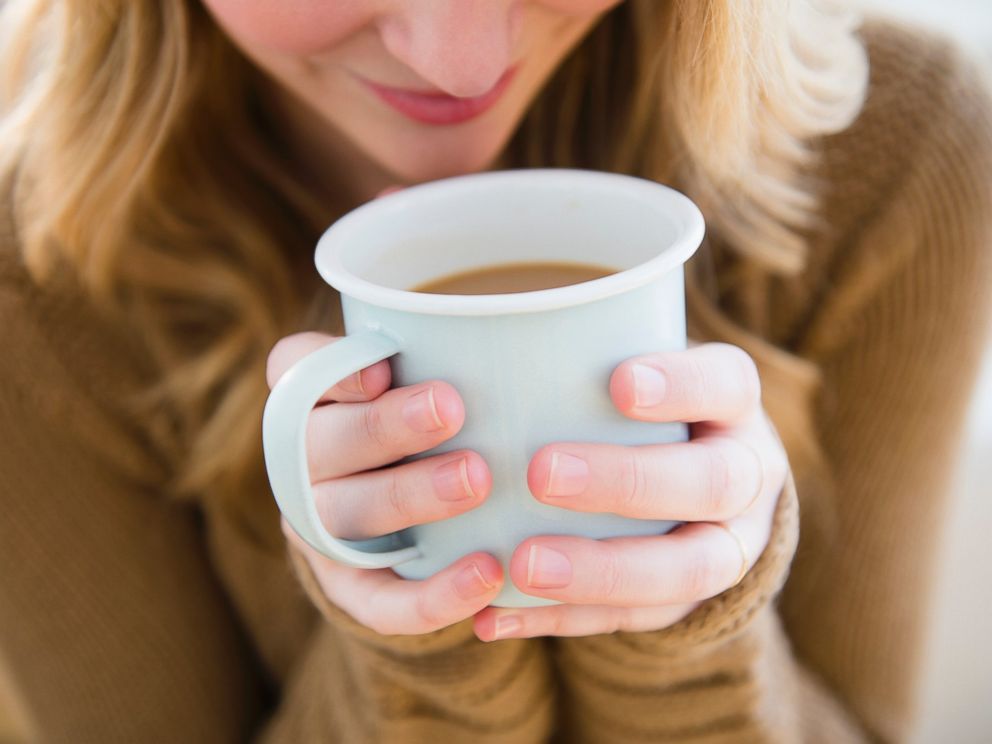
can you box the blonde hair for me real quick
[0,0,866,533]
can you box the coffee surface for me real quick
[412,260,618,295]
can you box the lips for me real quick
[358,67,517,126]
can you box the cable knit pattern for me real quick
[1,20,991,744]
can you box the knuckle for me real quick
[726,344,762,409]
[359,586,398,635]
[769,446,790,486]
[618,450,649,514]
[265,336,297,388]
[677,547,720,601]
[267,333,334,387]
[414,587,446,632]
[599,549,629,603]
[545,609,567,637]
[679,354,710,414]
[382,468,411,526]
[313,482,344,537]
[702,445,734,518]
[358,402,392,452]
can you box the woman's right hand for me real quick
[266,332,504,635]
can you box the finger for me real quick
[267,332,392,403]
[528,433,782,521]
[609,342,761,426]
[474,602,699,641]
[307,379,465,481]
[314,449,491,540]
[509,519,767,607]
[285,522,504,635]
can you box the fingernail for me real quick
[454,562,495,600]
[631,363,666,408]
[433,457,475,502]
[340,370,365,395]
[402,387,445,432]
[492,614,523,640]
[527,545,572,588]
[546,452,589,498]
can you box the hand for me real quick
[473,342,789,641]
[267,332,505,635]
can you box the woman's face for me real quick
[202,1,622,195]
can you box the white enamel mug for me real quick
[263,169,705,607]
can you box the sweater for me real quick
[1,20,991,744]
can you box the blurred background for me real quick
[859,3,992,743]
[0,2,990,743]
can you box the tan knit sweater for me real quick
[2,21,991,744]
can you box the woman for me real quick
[1,1,989,742]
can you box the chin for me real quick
[372,128,516,185]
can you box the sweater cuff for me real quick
[571,468,800,657]
[285,542,477,657]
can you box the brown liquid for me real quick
[412,260,618,295]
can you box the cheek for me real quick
[537,0,625,15]
[200,0,372,55]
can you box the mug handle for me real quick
[262,330,422,569]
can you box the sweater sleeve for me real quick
[548,41,992,744]
[780,45,992,741]
[0,289,268,743]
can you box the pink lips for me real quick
[359,67,517,126]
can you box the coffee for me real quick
[412,260,618,295]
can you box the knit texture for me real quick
[2,20,991,744]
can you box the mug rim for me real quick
[315,168,705,317]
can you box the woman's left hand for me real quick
[473,342,790,641]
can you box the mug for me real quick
[263,168,705,607]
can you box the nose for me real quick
[378,1,519,98]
